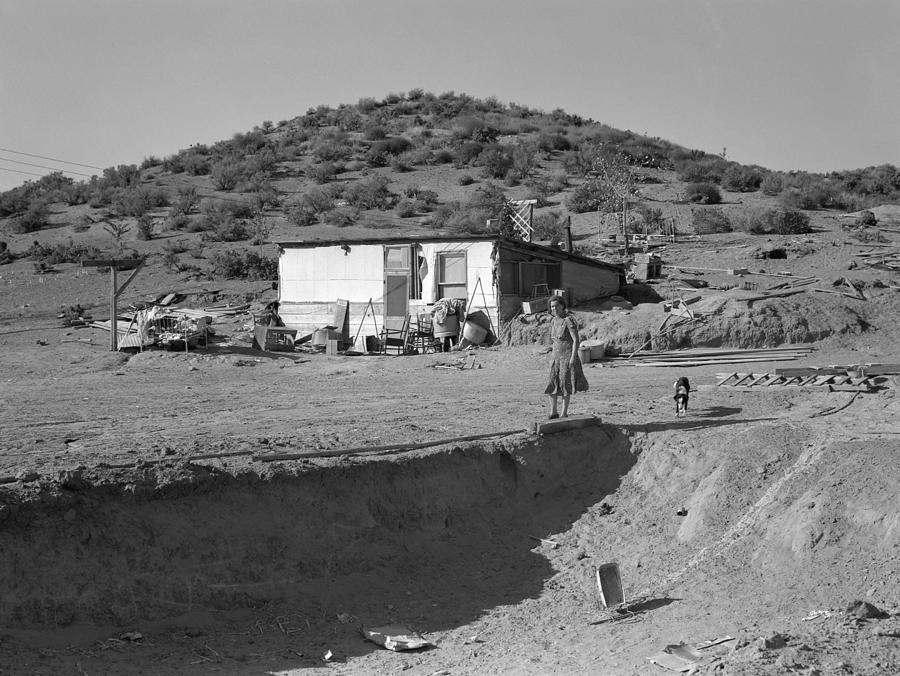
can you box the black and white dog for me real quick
[673,377,690,417]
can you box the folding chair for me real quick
[380,315,411,355]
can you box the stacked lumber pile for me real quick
[854,248,900,272]
[611,346,814,368]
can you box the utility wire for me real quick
[0,156,93,177]
[0,147,104,170]
[0,165,48,178]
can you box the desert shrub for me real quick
[6,202,50,233]
[71,214,92,233]
[308,162,337,184]
[458,174,476,186]
[478,145,513,179]
[675,157,727,183]
[735,207,811,235]
[113,187,169,217]
[395,200,418,218]
[372,137,412,156]
[141,156,161,169]
[856,210,878,227]
[166,213,191,231]
[210,159,242,191]
[760,172,784,196]
[162,238,191,254]
[565,179,617,213]
[27,238,100,264]
[287,189,333,226]
[210,250,277,280]
[691,208,732,234]
[779,184,845,210]
[363,124,387,140]
[172,187,199,215]
[433,149,454,164]
[322,207,357,227]
[722,165,762,192]
[455,141,484,166]
[402,148,432,166]
[136,215,154,240]
[537,133,571,152]
[532,210,566,241]
[510,142,537,180]
[343,175,393,210]
[201,215,250,242]
[311,138,352,162]
[636,206,667,233]
[390,156,412,173]
[685,182,722,204]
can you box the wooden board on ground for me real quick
[532,415,601,435]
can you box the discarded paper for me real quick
[362,624,433,651]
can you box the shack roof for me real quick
[276,236,624,272]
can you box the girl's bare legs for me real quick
[548,394,559,418]
[561,395,570,418]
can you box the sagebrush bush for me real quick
[532,210,566,240]
[735,207,811,235]
[27,239,100,264]
[565,179,617,213]
[760,173,784,196]
[722,165,762,192]
[136,215,154,240]
[458,174,475,186]
[210,250,277,280]
[6,202,50,233]
[396,200,418,218]
[691,208,732,234]
[685,182,722,204]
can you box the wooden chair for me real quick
[380,315,411,355]
[410,313,440,353]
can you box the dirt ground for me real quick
[2,215,900,674]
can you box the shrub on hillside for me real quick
[722,165,762,192]
[537,133,571,152]
[691,208,732,234]
[455,141,484,166]
[308,162,337,184]
[113,187,169,217]
[27,239,100,264]
[136,215,154,240]
[565,179,617,213]
[210,159,242,191]
[675,157,728,183]
[735,207,811,235]
[6,202,50,233]
[343,175,393,210]
[760,172,784,196]
[322,207,357,227]
[532,210,567,241]
[685,182,722,204]
[478,145,513,179]
[458,174,476,186]
[287,189,333,226]
[210,250,277,280]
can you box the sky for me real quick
[1,0,899,191]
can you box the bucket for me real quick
[433,314,459,338]
[311,328,329,346]
[462,322,487,345]
[578,345,591,364]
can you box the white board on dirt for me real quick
[596,562,624,608]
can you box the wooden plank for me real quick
[748,373,773,386]
[716,373,739,386]
[532,415,602,435]
[732,373,755,386]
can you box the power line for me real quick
[0,147,104,170]
[0,165,47,178]
[0,156,93,177]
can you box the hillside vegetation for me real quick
[2,90,900,280]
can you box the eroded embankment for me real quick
[0,426,637,629]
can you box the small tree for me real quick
[103,220,131,254]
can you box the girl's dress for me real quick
[544,314,589,395]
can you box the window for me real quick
[437,252,467,299]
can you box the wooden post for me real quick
[110,266,118,351]
[82,257,145,351]
[565,216,573,252]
